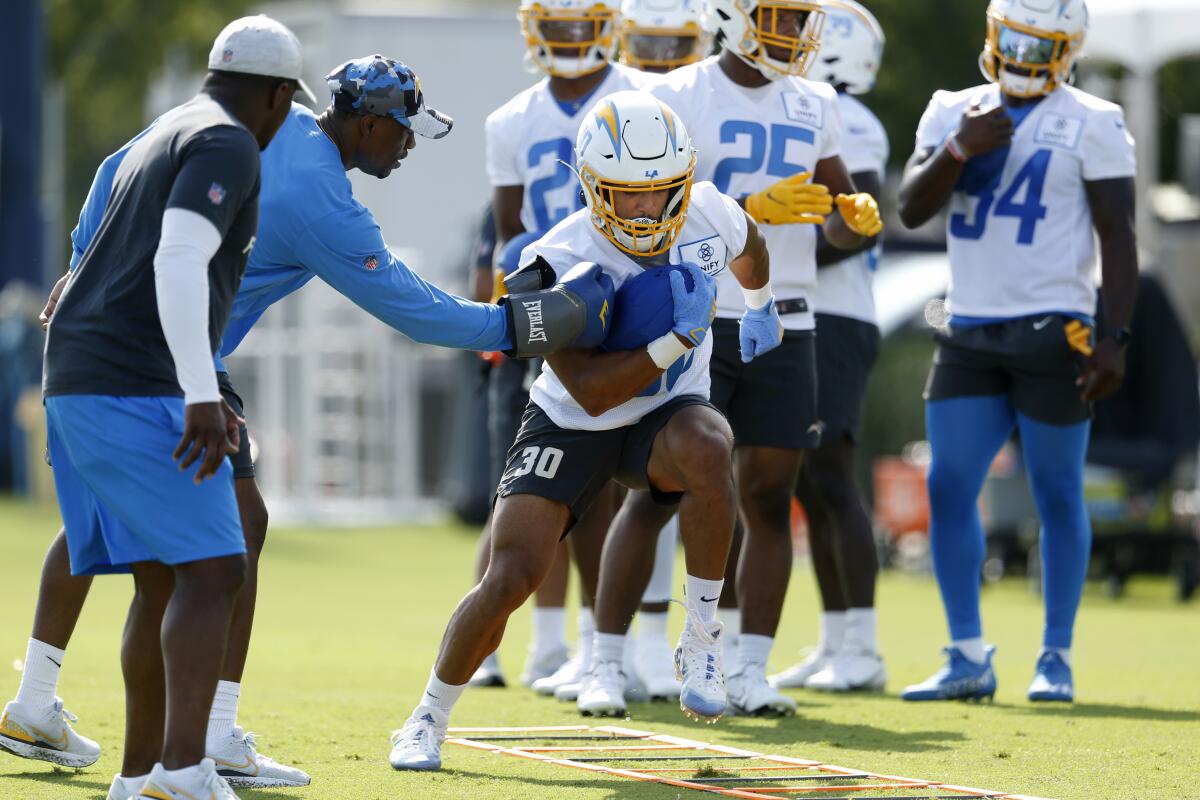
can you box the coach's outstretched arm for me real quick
[297,206,514,353]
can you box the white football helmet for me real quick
[575,90,696,256]
[979,0,1088,98]
[519,0,621,78]
[702,0,826,81]
[618,0,711,73]
[809,0,883,95]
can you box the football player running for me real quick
[771,0,888,694]
[897,0,1137,704]
[472,0,652,695]
[389,90,777,770]
[586,0,881,718]
[4,52,606,797]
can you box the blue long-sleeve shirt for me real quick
[70,102,511,371]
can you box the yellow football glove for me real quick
[744,171,833,225]
[835,192,884,237]
[490,267,507,303]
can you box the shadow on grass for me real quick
[0,765,109,797]
[438,767,717,798]
[590,701,966,753]
[996,701,1200,722]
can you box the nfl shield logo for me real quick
[222,48,234,63]
[363,255,379,270]
[207,183,226,205]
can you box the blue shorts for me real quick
[45,395,246,576]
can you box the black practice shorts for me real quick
[709,318,820,450]
[487,356,532,485]
[217,371,255,479]
[924,314,1093,426]
[496,394,717,527]
[814,313,881,445]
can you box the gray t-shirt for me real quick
[44,93,261,398]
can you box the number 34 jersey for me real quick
[525,181,748,432]
[649,56,842,331]
[486,64,647,235]
[916,83,1136,319]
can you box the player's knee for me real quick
[926,462,971,509]
[738,468,793,530]
[482,554,546,613]
[179,553,248,599]
[676,422,734,493]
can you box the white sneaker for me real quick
[0,697,101,768]
[728,663,797,717]
[532,655,583,696]
[137,758,237,800]
[106,774,148,800]
[468,662,507,688]
[634,634,681,700]
[206,726,310,788]
[768,646,833,689]
[389,708,447,771]
[576,661,627,717]
[806,651,886,693]
[673,605,727,723]
[520,646,570,687]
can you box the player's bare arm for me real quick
[816,170,882,266]
[1078,175,1138,402]
[40,273,70,330]
[898,104,1014,228]
[729,214,770,290]
[493,184,527,244]
[546,346,670,416]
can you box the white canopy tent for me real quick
[1083,0,1200,248]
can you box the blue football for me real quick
[602,265,693,352]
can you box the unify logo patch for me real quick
[781,92,824,130]
[523,299,547,343]
[1033,114,1083,150]
[677,235,727,276]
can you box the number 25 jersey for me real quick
[486,64,647,235]
[915,83,1136,319]
[650,56,842,331]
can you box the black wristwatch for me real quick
[1110,326,1132,346]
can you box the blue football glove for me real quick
[668,263,717,347]
[739,299,783,363]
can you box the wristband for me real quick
[647,332,689,370]
[945,135,969,163]
[741,282,774,311]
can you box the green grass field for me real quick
[0,498,1197,800]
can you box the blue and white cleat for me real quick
[389,708,447,771]
[901,646,997,702]
[673,604,727,723]
[1027,651,1074,702]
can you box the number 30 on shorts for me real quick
[511,446,564,479]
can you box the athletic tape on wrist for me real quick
[647,333,689,370]
[741,283,774,311]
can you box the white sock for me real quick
[160,762,208,784]
[737,633,774,671]
[16,638,63,709]
[577,608,596,668]
[1040,646,1071,667]
[843,608,877,655]
[419,670,466,717]
[717,608,741,637]
[952,637,988,664]
[530,607,567,658]
[818,611,846,654]
[480,651,501,672]
[206,681,240,743]
[638,611,668,640]
[684,575,724,623]
[593,632,625,666]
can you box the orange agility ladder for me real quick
[446,724,1054,800]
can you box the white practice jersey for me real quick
[486,63,647,235]
[812,93,888,325]
[650,56,842,331]
[915,83,1136,319]
[528,181,748,431]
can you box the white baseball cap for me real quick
[207,15,317,104]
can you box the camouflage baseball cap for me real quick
[325,55,452,139]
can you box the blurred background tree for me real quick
[46,0,253,248]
